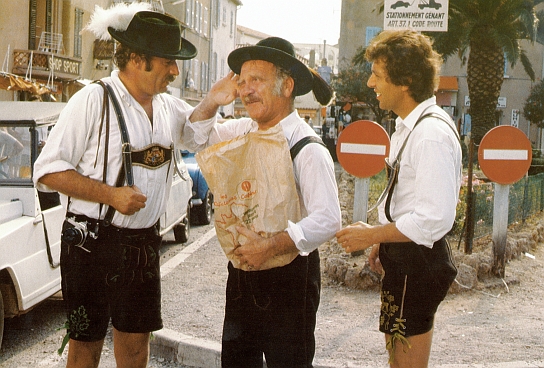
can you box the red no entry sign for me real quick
[336,120,390,178]
[478,125,532,185]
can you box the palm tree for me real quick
[372,0,542,140]
[430,0,541,143]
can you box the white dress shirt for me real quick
[378,97,462,247]
[183,110,342,254]
[34,70,192,229]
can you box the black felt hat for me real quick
[108,11,197,60]
[228,37,314,96]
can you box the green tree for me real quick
[523,79,544,127]
[331,51,388,124]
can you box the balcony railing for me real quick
[12,49,81,81]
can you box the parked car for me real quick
[159,148,193,243]
[181,150,213,225]
[0,102,192,348]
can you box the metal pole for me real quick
[353,177,369,223]
[492,183,510,278]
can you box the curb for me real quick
[150,330,544,368]
[150,328,355,368]
[151,328,222,368]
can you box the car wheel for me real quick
[195,190,213,225]
[173,203,191,243]
[0,288,4,349]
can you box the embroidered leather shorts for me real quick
[60,216,163,341]
[378,238,457,337]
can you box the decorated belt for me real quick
[131,144,172,169]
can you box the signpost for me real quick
[383,0,449,32]
[336,120,390,223]
[478,125,532,277]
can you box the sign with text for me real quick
[384,0,449,32]
[47,55,81,79]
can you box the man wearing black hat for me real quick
[183,37,342,367]
[33,3,197,367]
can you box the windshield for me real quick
[0,124,50,185]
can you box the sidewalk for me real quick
[149,227,544,368]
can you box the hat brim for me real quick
[228,45,313,96]
[109,27,197,60]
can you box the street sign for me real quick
[336,120,390,178]
[478,125,532,185]
[383,0,449,32]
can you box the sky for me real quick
[236,0,342,45]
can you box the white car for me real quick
[0,101,192,347]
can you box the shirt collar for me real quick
[278,110,302,142]
[395,96,437,131]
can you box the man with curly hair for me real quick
[336,30,461,368]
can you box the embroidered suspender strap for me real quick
[384,110,460,222]
[290,135,327,161]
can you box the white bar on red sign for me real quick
[340,143,386,155]
[483,149,528,160]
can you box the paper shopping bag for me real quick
[196,125,301,270]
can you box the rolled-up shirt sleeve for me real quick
[287,143,342,254]
[33,88,101,192]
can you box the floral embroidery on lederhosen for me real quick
[381,275,412,363]
[57,305,91,355]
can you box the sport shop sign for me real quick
[48,55,81,79]
[384,0,449,32]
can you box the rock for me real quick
[450,263,478,293]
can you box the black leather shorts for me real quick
[60,216,163,341]
[378,238,457,337]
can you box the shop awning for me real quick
[0,72,52,95]
[438,76,458,91]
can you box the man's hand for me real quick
[234,226,275,270]
[39,170,147,216]
[336,221,377,253]
[110,185,147,215]
[208,71,239,106]
[368,244,383,274]
[190,71,239,123]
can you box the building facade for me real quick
[0,0,240,108]
[0,0,112,102]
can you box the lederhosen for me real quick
[59,81,172,343]
[376,109,458,345]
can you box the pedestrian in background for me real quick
[336,30,461,368]
[183,36,342,368]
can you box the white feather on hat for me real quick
[83,2,153,41]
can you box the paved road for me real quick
[2,221,544,368]
[0,223,214,368]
